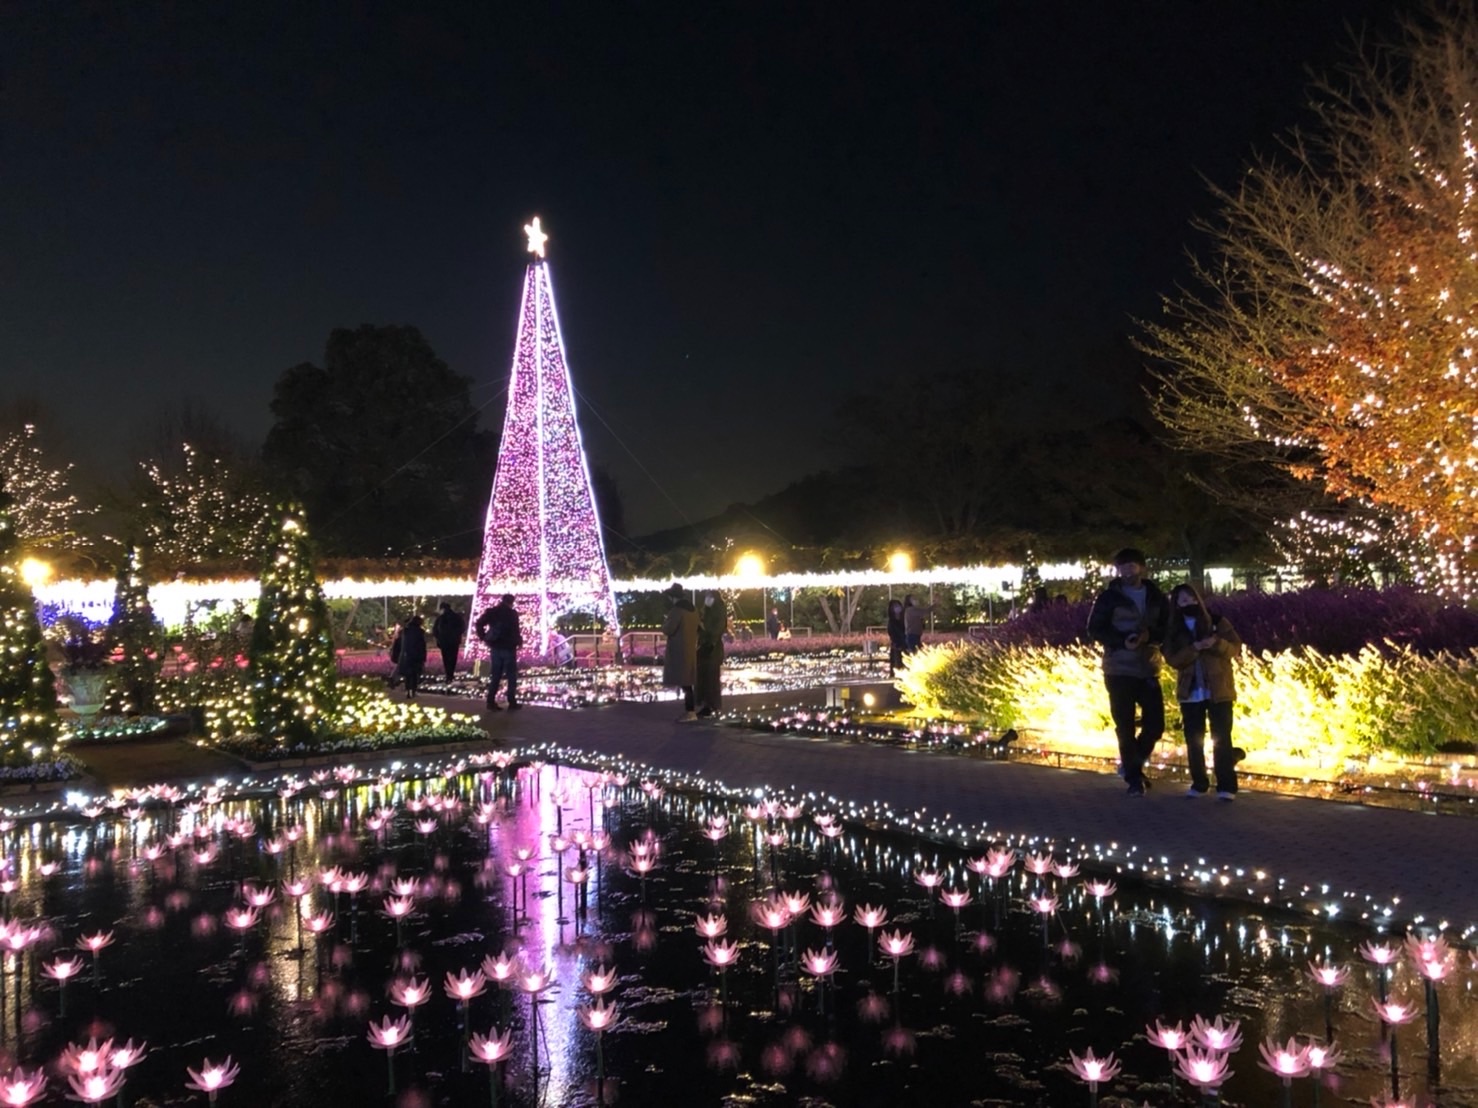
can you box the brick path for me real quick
[418,690,1478,936]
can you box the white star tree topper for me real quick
[524,216,548,258]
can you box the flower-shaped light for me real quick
[695,914,727,939]
[1190,1014,1243,1053]
[390,976,432,1010]
[811,901,846,929]
[1258,1036,1311,1080]
[1307,958,1348,988]
[1371,998,1417,1026]
[1175,1047,1233,1090]
[1306,1040,1343,1072]
[469,1027,514,1065]
[482,952,519,985]
[703,940,740,969]
[579,999,618,1032]
[583,964,618,995]
[780,890,811,916]
[224,906,258,932]
[1052,860,1079,879]
[444,968,487,1002]
[0,1067,46,1107]
[912,870,942,892]
[941,889,972,910]
[801,947,839,978]
[305,911,335,936]
[382,895,415,920]
[184,1056,240,1096]
[1358,940,1399,966]
[66,1067,125,1105]
[59,1038,115,1076]
[518,965,552,994]
[43,956,84,983]
[751,899,791,932]
[367,1014,411,1052]
[879,929,915,959]
[108,1039,148,1071]
[1030,895,1058,916]
[854,904,888,929]
[1145,1019,1187,1053]
[76,931,114,955]
[1084,879,1116,899]
[1067,1047,1121,1091]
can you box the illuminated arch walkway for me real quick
[425,690,1478,938]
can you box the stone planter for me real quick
[61,671,111,728]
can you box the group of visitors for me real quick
[885,594,934,675]
[662,583,727,722]
[385,597,521,709]
[1087,547,1244,800]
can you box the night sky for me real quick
[3,1,1410,534]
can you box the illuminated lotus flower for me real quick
[1306,1040,1343,1071]
[224,906,259,932]
[780,890,811,916]
[854,904,888,930]
[779,803,804,820]
[415,819,438,835]
[0,1067,46,1106]
[1084,879,1116,899]
[184,1056,240,1101]
[695,913,728,939]
[1067,1047,1121,1090]
[1024,852,1054,876]
[703,939,740,969]
[444,968,487,1002]
[1258,1036,1311,1080]
[1359,940,1399,966]
[66,1066,125,1105]
[704,825,727,843]
[38,861,59,877]
[60,1038,115,1075]
[43,955,84,982]
[382,895,415,919]
[1189,1014,1242,1053]
[76,931,114,955]
[582,964,618,995]
[912,870,942,892]
[390,976,432,1010]
[1307,958,1349,988]
[1145,1019,1187,1052]
[1051,860,1079,879]
[984,847,1017,878]
[579,998,618,1032]
[941,889,972,910]
[565,865,591,886]
[481,952,519,985]
[367,1014,411,1051]
[1175,1046,1233,1090]
[1405,931,1450,966]
[628,855,657,877]
[1030,895,1058,916]
[1371,998,1416,1025]
[518,965,552,994]
[879,929,915,959]
[469,1027,514,1064]
[305,911,335,936]
[751,899,791,932]
[107,1039,147,1070]
[390,877,418,897]
[811,901,846,929]
[801,947,839,978]
[339,872,369,896]
[243,884,277,909]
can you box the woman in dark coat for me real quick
[1162,583,1242,798]
[661,583,699,721]
[396,615,429,700]
[886,599,906,676]
[695,591,727,717]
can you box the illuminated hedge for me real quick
[896,640,1478,761]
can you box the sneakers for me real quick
[1186,787,1207,798]
[1216,791,1236,801]
[1125,783,1145,797]
[1232,747,1247,764]
[676,711,699,723]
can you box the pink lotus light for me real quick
[224,907,259,932]
[912,870,942,892]
[339,872,369,895]
[184,1056,240,1095]
[579,998,619,1033]
[38,861,58,877]
[390,877,418,897]
[582,964,619,995]
[1372,998,1417,1025]
[752,899,792,932]
[695,913,728,939]
[878,929,915,959]
[565,865,591,886]
[305,911,335,935]
[444,968,488,1002]
[0,1067,46,1106]
[811,901,847,929]
[1359,940,1399,966]
[941,889,972,910]
[779,803,804,821]
[703,826,727,843]
[703,939,740,969]
[984,847,1016,878]
[628,855,656,876]
[60,1038,115,1075]
[1258,1036,1311,1079]
[518,966,553,994]
[1084,879,1117,899]
[1024,852,1053,876]
[43,955,84,982]
[1145,1019,1187,1052]
[77,931,114,955]
[1405,931,1450,965]
[1306,1040,1343,1071]
[1052,860,1079,879]
[108,1039,147,1070]
[367,1014,411,1052]
[1190,1014,1242,1053]
[482,952,520,985]
[801,947,839,978]
[66,1067,124,1105]
[244,885,277,909]
[415,819,438,836]
[1307,958,1349,988]
[390,976,432,1010]
[1417,956,1452,981]
[469,1027,514,1065]
[282,878,311,899]
[1175,1047,1233,1090]
[1030,895,1058,915]
[742,804,766,821]
[780,890,811,916]
[765,831,786,848]
[854,904,888,930]
[382,895,415,919]
[1067,1047,1121,1089]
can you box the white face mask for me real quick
[705,596,715,607]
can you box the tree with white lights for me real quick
[105,546,160,716]
[0,495,60,754]
[1141,8,1478,595]
[137,443,275,572]
[0,424,93,554]
[249,506,337,744]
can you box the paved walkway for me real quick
[411,690,1478,936]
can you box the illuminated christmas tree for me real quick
[0,495,60,752]
[105,546,160,716]
[249,506,337,743]
[467,217,620,657]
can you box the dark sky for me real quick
[2,1,1408,534]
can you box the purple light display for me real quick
[465,222,620,658]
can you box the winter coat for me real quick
[1162,611,1242,703]
[696,600,727,708]
[662,599,698,687]
[431,608,465,650]
[902,603,931,638]
[886,614,906,649]
[475,603,522,651]
[396,623,428,676]
[1086,578,1169,678]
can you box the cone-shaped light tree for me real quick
[105,546,160,716]
[0,495,60,755]
[466,217,620,657]
[249,506,337,744]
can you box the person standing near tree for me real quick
[902,595,933,653]
[395,615,428,700]
[1086,548,1169,797]
[661,583,699,722]
[1163,583,1243,800]
[695,591,727,718]
[475,594,522,711]
[886,599,906,675]
[431,602,465,680]
[765,606,781,639]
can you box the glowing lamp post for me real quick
[735,552,764,632]
[887,551,911,600]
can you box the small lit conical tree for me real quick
[0,496,60,756]
[249,507,337,745]
[105,546,160,715]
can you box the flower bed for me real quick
[0,753,86,785]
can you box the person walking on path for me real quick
[1086,547,1169,797]
[662,583,699,722]
[431,602,465,680]
[765,606,782,639]
[695,591,727,717]
[886,599,906,676]
[395,615,428,700]
[475,594,523,711]
[1163,583,1243,800]
[902,595,933,653]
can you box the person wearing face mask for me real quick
[662,583,700,722]
[1163,582,1243,800]
[1086,547,1170,797]
[695,591,728,718]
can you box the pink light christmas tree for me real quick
[466,217,620,658]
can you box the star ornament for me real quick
[524,216,548,258]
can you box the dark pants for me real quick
[1105,674,1164,788]
[888,643,903,675]
[437,644,458,680]
[681,685,695,711]
[1182,699,1236,793]
[487,649,518,706]
[905,633,922,653]
[401,665,422,698]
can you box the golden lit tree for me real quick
[0,424,93,554]
[1140,8,1478,594]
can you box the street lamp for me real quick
[887,551,911,600]
[735,552,765,636]
[19,558,52,589]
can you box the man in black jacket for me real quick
[1086,548,1169,797]
[431,602,465,680]
[474,594,523,711]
